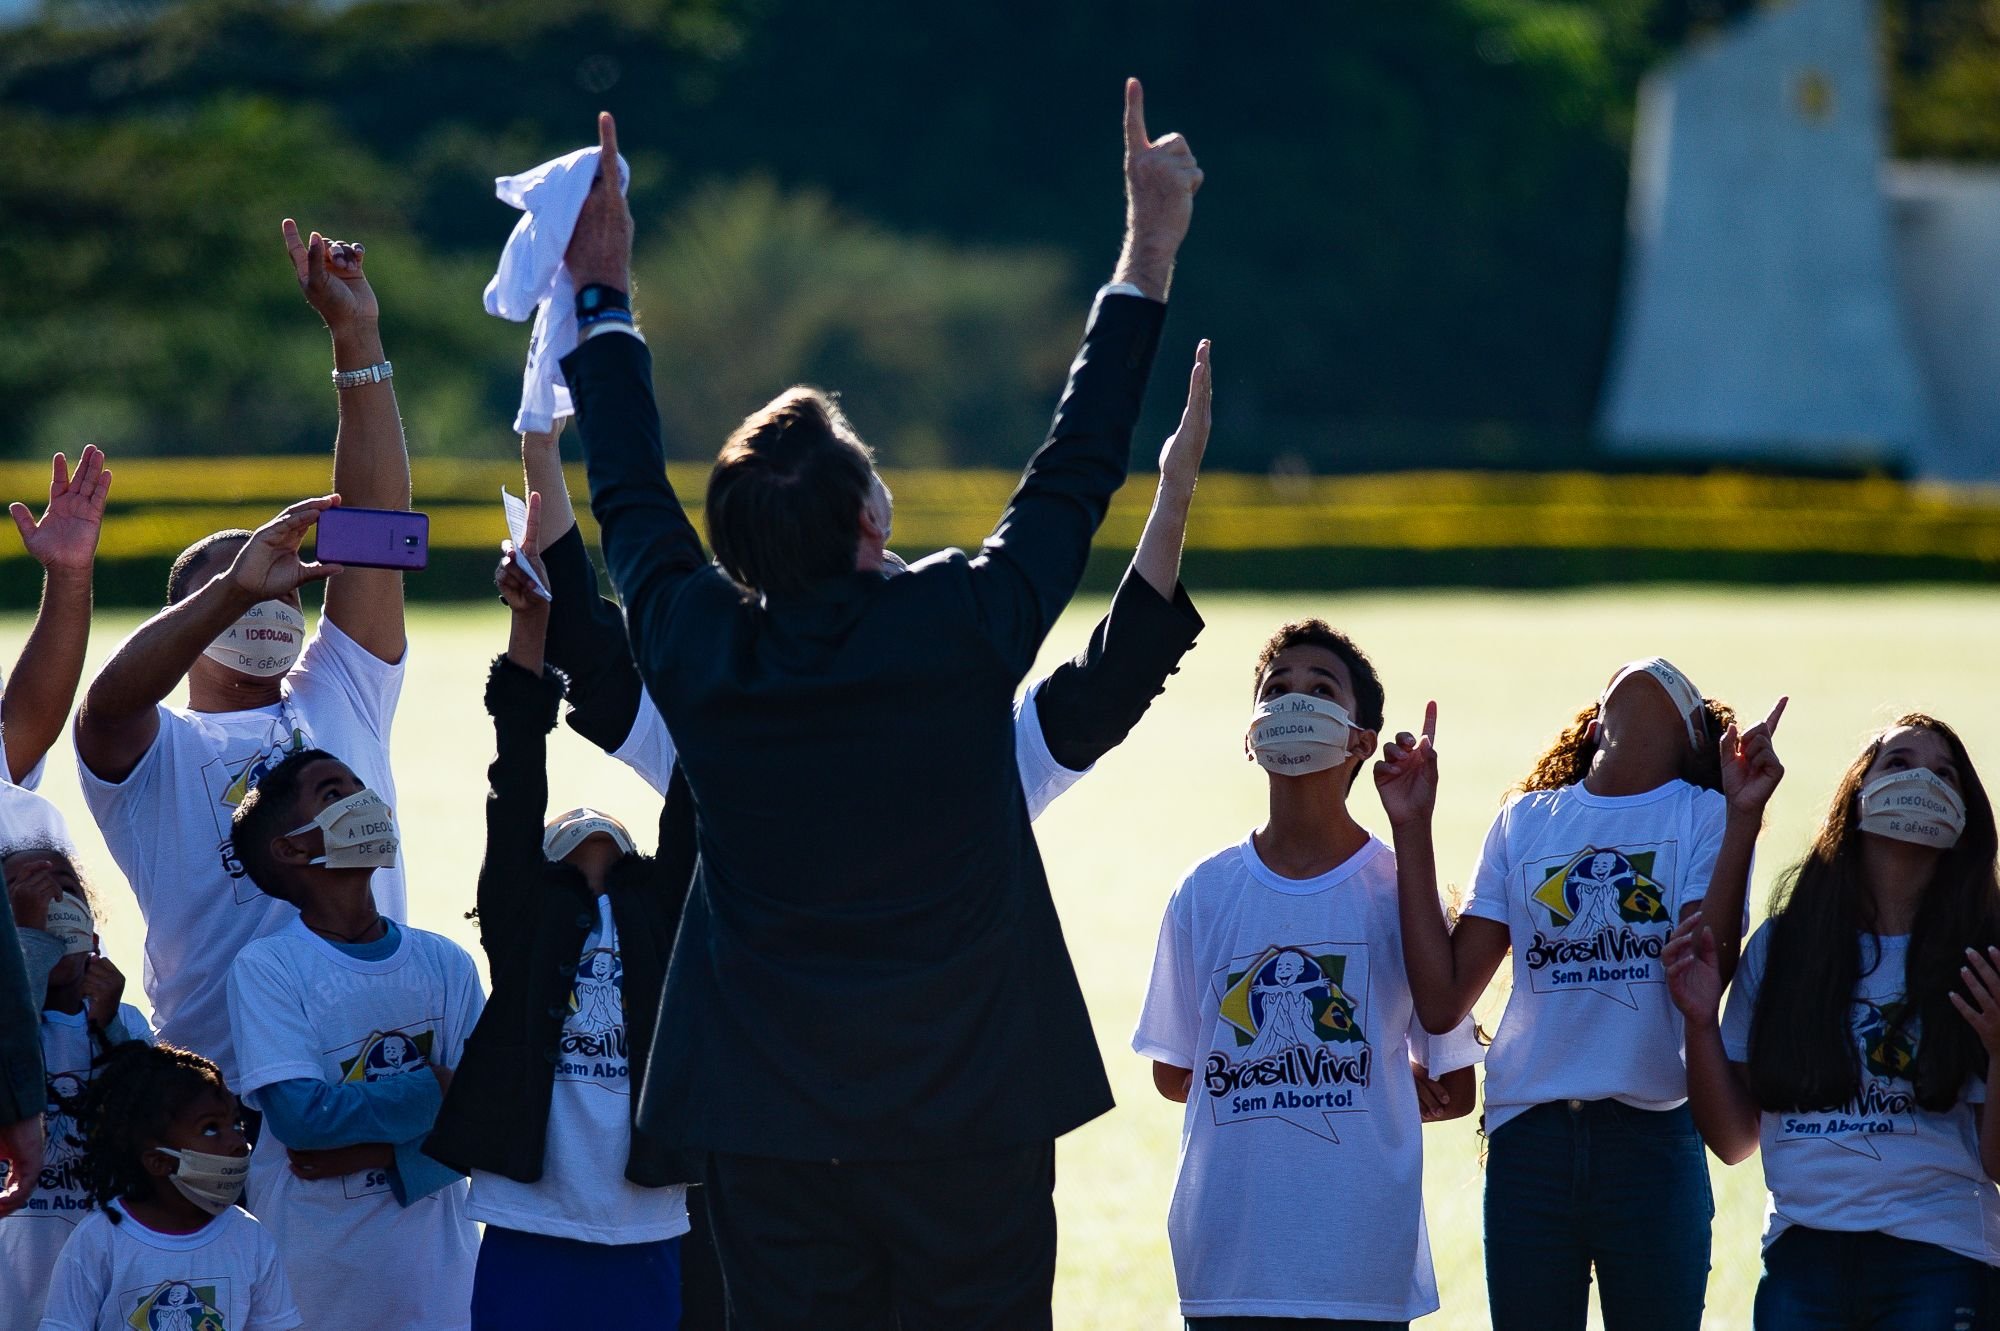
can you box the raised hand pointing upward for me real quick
[1115,78,1203,302]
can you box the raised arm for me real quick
[1692,696,1787,986]
[3,446,110,784]
[479,508,561,952]
[1665,915,1762,1162]
[519,422,651,756]
[560,114,709,672]
[964,82,1198,675]
[1375,704,1512,1032]
[1028,345,1209,774]
[76,499,341,782]
[282,221,409,664]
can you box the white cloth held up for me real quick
[484,145,631,434]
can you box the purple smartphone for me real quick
[315,507,430,571]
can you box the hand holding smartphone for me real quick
[314,506,430,571]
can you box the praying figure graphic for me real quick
[1243,949,1330,1061]
[569,948,624,1037]
[1564,850,1631,938]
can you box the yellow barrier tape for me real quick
[1,460,1998,562]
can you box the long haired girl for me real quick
[1669,714,2000,1328]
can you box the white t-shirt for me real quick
[1131,834,1484,1321]
[34,1202,302,1331]
[613,680,1087,822]
[77,616,406,1084]
[1722,925,2000,1265]
[227,918,481,1331]
[1,1006,153,1331]
[0,750,71,851]
[468,895,691,1244]
[1462,780,1727,1134]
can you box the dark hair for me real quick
[1748,714,2000,1113]
[704,388,876,599]
[0,840,96,916]
[1518,695,1735,793]
[167,530,253,605]
[1250,618,1385,732]
[229,748,337,902]
[72,1041,231,1220]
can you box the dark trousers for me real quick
[704,1140,1057,1330]
[1754,1226,1990,1330]
[679,1183,727,1330]
[1484,1099,1713,1331]
[1184,1311,1408,1319]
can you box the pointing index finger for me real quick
[597,111,619,174]
[1422,700,1438,746]
[1124,77,1149,153]
[1765,696,1789,735]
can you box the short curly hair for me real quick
[1250,618,1385,732]
[71,1041,232,1222]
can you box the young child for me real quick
[425,519,691,1330]
[224,750,483,1330]
[2,845,151,1331]
[34,1040,301,1331]
[1133,619,1481,1328]
[1669,713,2000,1326]
[1391,657,1780,1330]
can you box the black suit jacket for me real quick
[562,291,1167,1159]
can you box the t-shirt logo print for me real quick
[127,1279,226,1331]
[1779,999,1921,1158]
[339,1029,433,1084]
[1203,943,1372,1143]
[558,947,630,1085]
[1522,844,1673,1009]
[39,1070,88,1199]
[208,724,309,899]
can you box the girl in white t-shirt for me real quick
[36,1041,300,1331]
[2,847,152,1331]
[1391,656,1782,1331]
[1668,713,2000,1328]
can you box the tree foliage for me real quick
[0,0,1992,469]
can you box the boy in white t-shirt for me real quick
[3,846,152,1331]
[75,229,412,1087]
[223,748,483,1331]
[1134,619,1481,1329]
[36,1040,300,1331]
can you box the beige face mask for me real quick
[1858,768,1966,849]
[289,789,399,870]
[44,892,95,956]
[542,808,636,863]
[1601,657,1706,749]
[203,600,306,678]
[1247,694,1356,776]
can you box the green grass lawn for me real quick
[18,586,2000,1329]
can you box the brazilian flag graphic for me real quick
[1616,851,1669,925]
[1220,949,1367,1047]
[1858,1000,1920,1080]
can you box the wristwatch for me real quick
[332,361,394,390]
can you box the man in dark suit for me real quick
[558,83,1201,1328]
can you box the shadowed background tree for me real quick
[0,0,1995,469]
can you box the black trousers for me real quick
[704,1140,1057,1330]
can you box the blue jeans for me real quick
[1754,1225,1989,1330]
[471,1224,682,1331]
[1484,1098,1713,1331]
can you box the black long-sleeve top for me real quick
[562,292,1167,1159]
